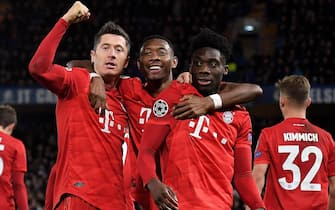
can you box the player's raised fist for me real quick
[62,1,90,24]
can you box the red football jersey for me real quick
[44,164,56,210]
[254,118,335,209]
[29,19,128,210]
[0,132,27,210]
[119,78,165,210]
[119,78,156,151]
[143,82,252,210]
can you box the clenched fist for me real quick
[62,1,90,24]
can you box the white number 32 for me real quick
[278,145,322,191]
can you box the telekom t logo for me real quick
[189,116,210,139]
[99,110,115,133]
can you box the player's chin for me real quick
[106,68,123,75]
[196,84,214,94]
[146,73,165,81]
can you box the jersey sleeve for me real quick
[13,141,27,172]
[28,18,89,98]
[254,129,271,164]
[233,111,265,209]
[137,124,170,185]
[234,111,252,149]
[119,77,141,97]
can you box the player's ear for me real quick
[223,64,229,75]
[123,56,130,69]
[279,95,285,108]
[171,56,178,69]
[90,50,96,64]
[5,123,15,135]
[306,97,311,107]
[136,58,140,70]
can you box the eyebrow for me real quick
[144,46,169,50]
[193,55,219,60]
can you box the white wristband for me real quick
[89,72,101,80]
[209,94,222,109]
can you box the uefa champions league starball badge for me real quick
[153,99,169,117]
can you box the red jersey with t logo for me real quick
[29,19,128,210]
[143,82,252,210]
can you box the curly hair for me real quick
[189,28,232,62]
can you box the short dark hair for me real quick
[141,35,175,53]
[93,21,131,53]
[189,28,232,62]
[0,104,17,127]
[278,75,311,105]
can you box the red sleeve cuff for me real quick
[59,18,70,28]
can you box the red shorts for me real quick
[55,194,98,210]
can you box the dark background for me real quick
[0,0,334,209]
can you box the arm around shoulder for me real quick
[218,82,263,107]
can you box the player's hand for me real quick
[176,72,192,84]
[244,205,251,210]
[89,76,109,115]
[62,1,90,24]
[172,95,214,119]
[147,178,178,210]
[66,59,93,72]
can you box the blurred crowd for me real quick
[0,0,334,86]
[1,0,334,209]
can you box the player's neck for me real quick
[103,76,120,89]
[145,79,172,97]
[0,126,11,135]
[282,109,306,120]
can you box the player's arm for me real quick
[176,71,192,84]
[66,59,93,72]
[12,171,29,210]
[172,82,263,119]
[28,2,90,94]
[233,144,266,210]
[233,115,265,210]
[329,176,335,210]
[252,164,268,195]
[137,123,178,210]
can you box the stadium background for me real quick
[0,0,334,209]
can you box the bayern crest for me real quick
[153,99,169,117]
[222,111,234,124]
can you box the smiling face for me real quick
[190,47,228,96]
[90,34,129,80]
[138,38,177,82]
